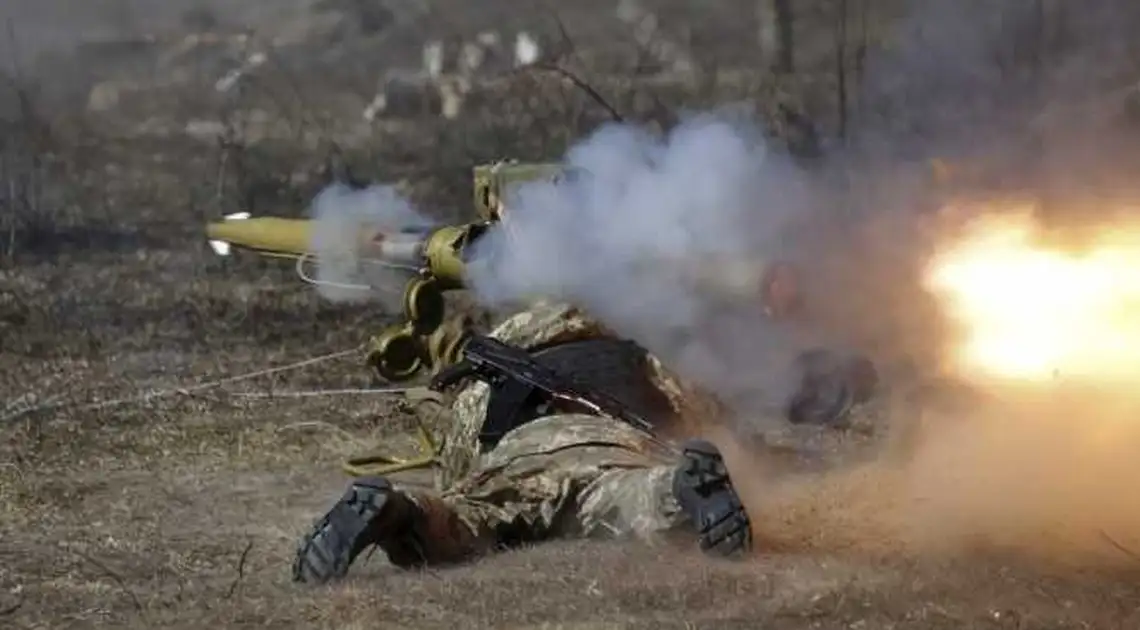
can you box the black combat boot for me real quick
[292,476,426,585]
[672,439,752,557]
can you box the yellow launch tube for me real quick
[206,217,314,256]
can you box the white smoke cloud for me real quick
[464,112,821,414]
[301,112,841,417]
[307,182,436,307]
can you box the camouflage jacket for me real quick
[434,300,721,490]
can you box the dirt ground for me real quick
[5,361,1140,630]
[4,1,1140,628]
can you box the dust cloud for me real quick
[720,385,1140,571]
[721,0,1140,572]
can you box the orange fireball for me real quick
[923,203,1140,384]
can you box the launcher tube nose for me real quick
[205,217,314,256]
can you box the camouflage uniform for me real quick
[434,299,718,490]
[400,300,708,556]
[292,301,749,582]
[407,413,686,561]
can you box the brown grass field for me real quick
[4,1,1140,628]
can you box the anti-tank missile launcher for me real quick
[204,158,805,383]
[205,160,568,381]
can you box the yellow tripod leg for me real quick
[341,420,441,477]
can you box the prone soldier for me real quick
[291,300,753,584]
[292,291,877,584]
[202,160,876,583]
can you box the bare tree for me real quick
[836,0,850,140]
[758,0,794,75]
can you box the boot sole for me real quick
[292,476,392,585]
[673,439,751,557]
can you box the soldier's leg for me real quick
[293,416,751,584]
[574,439,752,556]
[292,389,498,585]
[441,419,751,556]
[292,476,500,584]
[291,444,594,585]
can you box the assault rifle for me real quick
[430,335,657,450]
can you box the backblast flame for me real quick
[923,206,1140,384]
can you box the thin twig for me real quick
[225,540,254,599]
[3,17,34,261]
[253,48,327,143]
[540,6,639,126]
[530,63,624,123]
[836,0,850,141]
[5,19,24,85]
[213,134,231,215]
[71,548,145,615]
[543,4,578,60]
[1100,530,1140,564]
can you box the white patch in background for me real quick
[513,32,540,67]
[422,40,444,79]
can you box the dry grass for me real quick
[5,411,1140,630]
[4,1,1140,628]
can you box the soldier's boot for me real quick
[292,476,478,585]
[672,439,752,557]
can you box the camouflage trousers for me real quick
[399,413,689,562]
